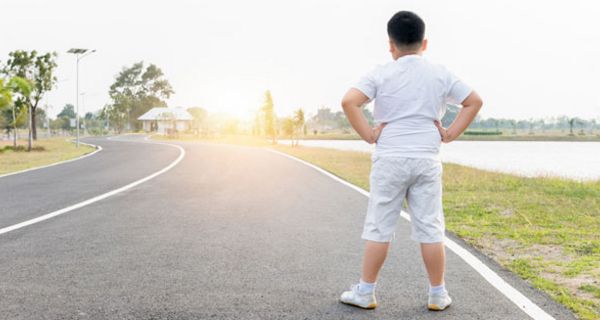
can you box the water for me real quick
[280,140,600,181]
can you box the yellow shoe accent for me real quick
[428,303,449,311]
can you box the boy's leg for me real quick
[361,240,391,283]
[405,159,451,310]
[420,242,446,286]
[421,241,452,311]
[360,157,410,283]
[405,159,445,286]
[340,157,408,309]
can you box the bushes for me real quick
[0,145,45,153]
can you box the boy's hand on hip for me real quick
[434,120,451,143]
[372,123,387,144]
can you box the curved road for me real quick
[0,135,575,319]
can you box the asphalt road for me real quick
[0,135,576,319]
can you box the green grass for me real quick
[580,284,600,299]
[157,134,600,319]
[0,138,95,175]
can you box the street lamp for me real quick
[67,48,95,147]
[80,92,86,135]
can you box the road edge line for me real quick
[265,148,555,320]
[0,138,185,236]
[0,140,102,179]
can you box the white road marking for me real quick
[0,140,102,179]
[0,138,185,236]
[267,148,555,320]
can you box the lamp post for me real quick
[80,92,86,135]
[67,48,95,147]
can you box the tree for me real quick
[282,117,295,142]
[50,117,67,133]
[292,108,305,146]
[106,62,174,132]
[34,108,48,136]
[0,77,31,148]
[57,104,76,118]
[57,104,76,131]
[262,90,276,144]
[336,111,350,130]
[509,120,517,134]
[1,50,57,142]
[568,118,578,136]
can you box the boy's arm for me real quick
[341,88,385,144]
[434,91,483,143]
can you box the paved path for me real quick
[0,135,575,319]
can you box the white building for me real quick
[138,107,193,135]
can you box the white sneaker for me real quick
[428,291,452,311]
[340,284,377,309]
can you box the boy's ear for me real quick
[421,39,428,52]
[389,40,396,54]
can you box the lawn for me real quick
[0,138,96,175]
[159,134,600,319]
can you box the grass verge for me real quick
[0,138,95,175]
[158,134,599,319]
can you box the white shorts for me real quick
[362,156,445,243]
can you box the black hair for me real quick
[387,11,425,49]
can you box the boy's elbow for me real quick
[472,92,483,109]
[341,98,353,111]
[464,92,483,110]
[475,95,483,108]
[474,97,483,110]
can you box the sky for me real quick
[2,0,599,121]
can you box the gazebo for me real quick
[138,107,193,135]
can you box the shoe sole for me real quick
[340,300,378,309]
[428,303,451,311]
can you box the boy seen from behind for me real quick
[339,11,483,311]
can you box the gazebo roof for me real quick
[138,107,193,121]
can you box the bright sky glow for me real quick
[2,0,599,120]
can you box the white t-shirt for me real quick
[354,54,471,159]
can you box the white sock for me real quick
[358,279,376,294]
[429,283,446,295]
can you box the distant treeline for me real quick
[306,105,599,136]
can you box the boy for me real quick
[339,11,483,311]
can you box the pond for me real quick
[280,140,600,181]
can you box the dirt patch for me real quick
[475,235,600,307]
[546,272,600,303]
[475,236,521,261]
